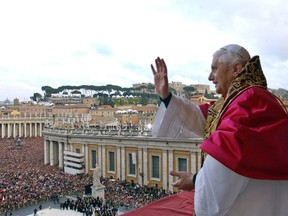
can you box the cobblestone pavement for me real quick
[0,196,67,216]
[0,196,128,216]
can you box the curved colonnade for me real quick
[0,115,203,192]
[43,129,203,192]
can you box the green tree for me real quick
[183,86,196,98]
[30,93,43,102]
[140,97,149,106]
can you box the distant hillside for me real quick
[30,84,288,103]
[29,84,160,106]
[40,84,141,98]
[270,88,288,98]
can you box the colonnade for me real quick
[0,117,46,138]
[44,139,71,168]
[43,130,202,192]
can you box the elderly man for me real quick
[123,44,288,216]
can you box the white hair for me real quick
[213,44,251,66]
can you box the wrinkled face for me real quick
[208,58,235,96]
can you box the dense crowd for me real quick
[59,179,173,216]
[0,137,90,213]
[0,137,174,215]
[60,196,117,216]
[103,178,173,209]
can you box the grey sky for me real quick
[0,0,287,101]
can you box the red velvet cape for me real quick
[122,190,194,216]
[201,87,288,180]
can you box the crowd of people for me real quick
[59,196,117,216]
[58,178,173,216]
[103,178,173,209]
[0,137,91,213]
[0,137,174,215]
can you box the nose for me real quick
[208,71,214,81]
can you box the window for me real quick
[151,155,160,179]
[128,153,136,175]
[178,158,188,171]
[91,150,97,168]
[108,151,115,172]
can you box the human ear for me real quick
[233,63,243,77]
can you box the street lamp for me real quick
[139,169,144,185]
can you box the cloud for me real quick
[91,43,114,56]
[0,0,287,101]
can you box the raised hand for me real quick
[170,170,194,191]
[151,57,170,99]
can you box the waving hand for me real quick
[151,57,170,99]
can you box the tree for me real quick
[99,97,114,107]
[205,89,219,99]
[71,90,82,95]
[37,84,162,105]
[30,93,43,102]
[140,97,149,106]
[147,83,155,92]
[183,86,196,98]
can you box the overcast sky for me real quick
[0,0,287,101]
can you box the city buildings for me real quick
[1,82,287,192]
